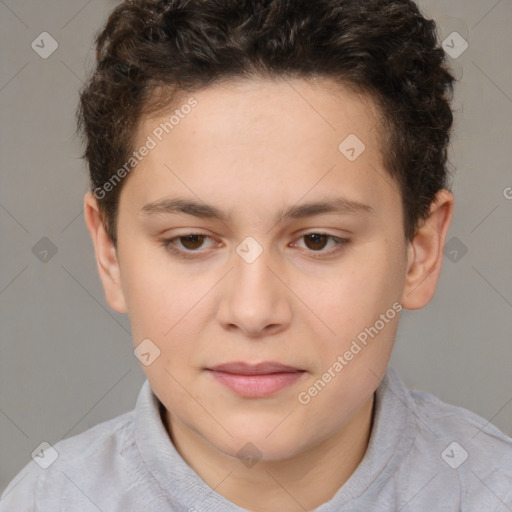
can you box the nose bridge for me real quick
[235,244,278,295]
[217,240,291,335]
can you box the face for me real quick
[99,78,412,461]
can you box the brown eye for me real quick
[303,233,330,251]
[292,233,350,259]
[160,232,218,260]
[179,234,206,250]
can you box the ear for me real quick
[401,189,454,310]
[83,191,128,314]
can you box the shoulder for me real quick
[405,381,512,508]
[409,385,512,460]
[0,410,135,511]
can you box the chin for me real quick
[207,424,309,464]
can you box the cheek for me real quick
[122,273,173,340]
[333,244,399,300]
[302,241,402,355]
[118,242,197,338]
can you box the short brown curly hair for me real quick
[76,0,456,246]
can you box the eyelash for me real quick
[159,232,350,260]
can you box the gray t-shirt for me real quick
[1,366,511,511]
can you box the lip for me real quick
[208,361,303,375]
[206,361,305,398]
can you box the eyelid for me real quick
[159,230,350,260]
[161,231,219,250]
[290,232,350,259]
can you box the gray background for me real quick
[1,0,511,494]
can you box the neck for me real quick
[165,393,376,512]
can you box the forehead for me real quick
[123,77,397,222]
[138,76,383,150]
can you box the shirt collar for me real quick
[134,366,416,511]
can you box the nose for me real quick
[216,247,293,338]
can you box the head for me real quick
[79,0,455,463]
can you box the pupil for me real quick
[182,235,204,250]
[179,234,329,251]
[306,234,327,251]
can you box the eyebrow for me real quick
[140,196,376,224]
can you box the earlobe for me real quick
[83,191,128,314]
[401,189,454,310]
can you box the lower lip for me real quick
[208,370,305,398]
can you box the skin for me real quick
[84,77,454,511]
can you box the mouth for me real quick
[205,361,306,398]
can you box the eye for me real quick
[160,233,216,258]
[160,232,349,260]
[291,233,349,257]
[172,234,209,251]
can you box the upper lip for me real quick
[207,362,304,375]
